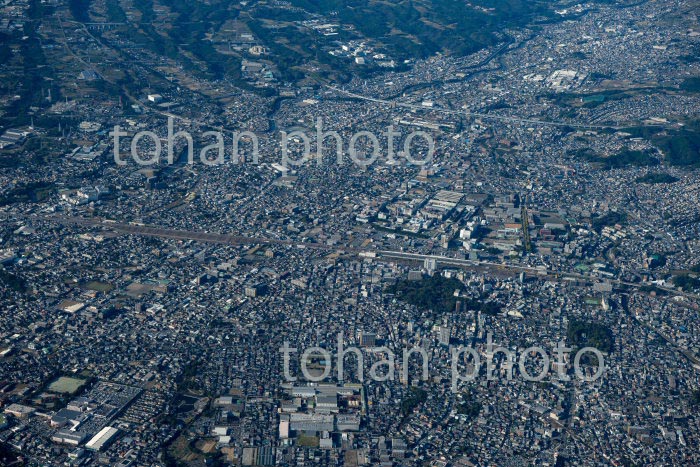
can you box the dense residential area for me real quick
[0,0,700,465]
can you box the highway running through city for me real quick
[19,213,700,367]
[27,214,700,299]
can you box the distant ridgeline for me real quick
[241,0,563,82]
[66,0,560,83]
[62,0,700,97]
[282,0,554,58]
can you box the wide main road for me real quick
[378,250,700,299]
[377,250,544,273]
[35,215,369,253]
[30,214,700,301]
[25,213,700,368]
[325,85,661,131]
[32,216,539,268]
[33,215,551,275]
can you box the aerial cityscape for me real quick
[0,0,700,465]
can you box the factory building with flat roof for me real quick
[85,426,119,451]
